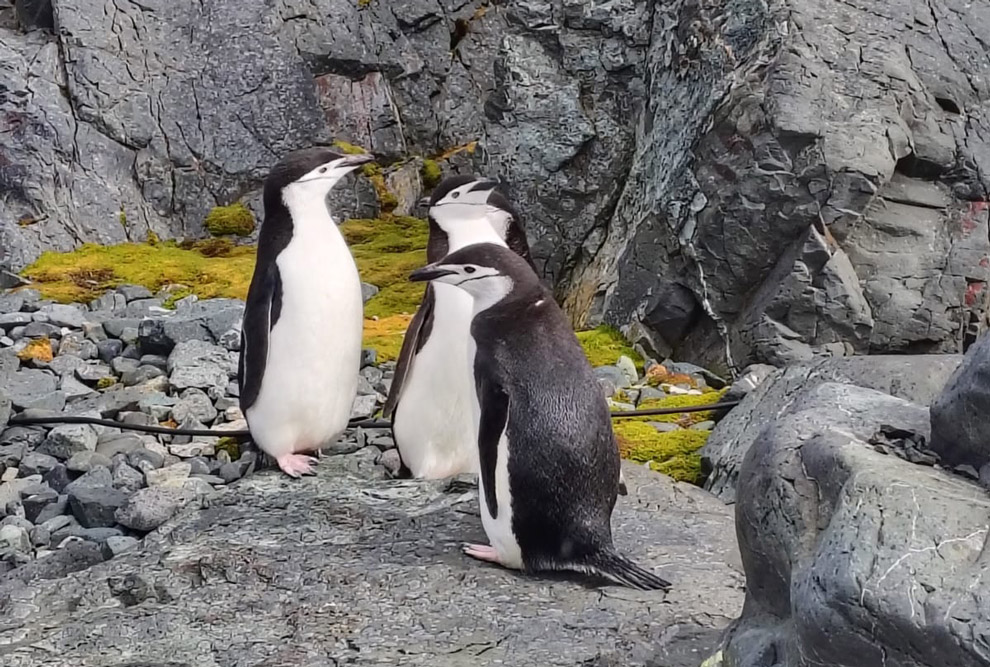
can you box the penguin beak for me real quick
[336,153,376,168]
[409,264,457,282]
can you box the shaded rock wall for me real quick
[3,0,989,369]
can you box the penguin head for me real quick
[265,146,375,203]
[426,176,502,230]
[409,242,538,312]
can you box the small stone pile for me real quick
[0,285,394,578]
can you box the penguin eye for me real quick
[451,191,460,199]
[318,167,328,174]
[464,266,476,274]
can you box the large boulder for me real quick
[702,354,963,502]
[929,332,990,472]
[721,381,990,667]
[0,456,744,666]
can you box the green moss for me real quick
[618,388,728,424]
[575,325,643,368]
[119,208,127,229]
[204,202,255,237]
[162,288,193,310]
[333,140,368,155]
[420,159,442,189]
[216,437,241,459]
[614,421,710,485]
[96,377,116,390]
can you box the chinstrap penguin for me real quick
[408,243,669,591]
[382,176,535,480]
[238,146,374,478]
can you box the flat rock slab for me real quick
[0,457,743,666]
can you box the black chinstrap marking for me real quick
[6,400,741,437]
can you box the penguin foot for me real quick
[276,454,318,478]
[462,543,502,565]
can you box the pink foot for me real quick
[462,543,502,565]
[276,453,318,478]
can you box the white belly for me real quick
[466,336,523,569]
[393,283,479,478]
[245,231,363,457]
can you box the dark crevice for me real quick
[935,96,961,114]
[894,152,945,181]
[449,17,470,51]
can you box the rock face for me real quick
[701,354,964,502]
[930,332,990,472]
[723,381,990,667]
[3,0,988,369]
[0,459,745,666]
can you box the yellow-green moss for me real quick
[17,337,53,363]
[575,325,643,368]
[96,377,116,390]
[614,421,710,485]
[333,140,368,155]
[420,159,442,189]
[216,436,241,459]
[618,388,728,425]
[204,202,255,237]
[363,314,411,362]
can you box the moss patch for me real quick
[96,377,116,390]
[420,159,442,189]
[616,388,728,425]
[204,202,255,237]
[216,436,241,459]
[363,314,411,362]
[17,337,53,363]
[614,422,710,485]
[575,326,643,368]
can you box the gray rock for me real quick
[22,321,60,338]
[377,448,403,477]
[18,451,58,477]
[703,355,965,502]
[593,365,631,390]
[0,524,31,553]
[615,355,638,385]
[725,381,990,667]
[102,535,140,559]
[360,348,376,368]
[168,442,214,458]
[33,493,67,525]
[0,292,26,314]
[74,362,114,384]
[138,354,168,371]
[67,484,130,529]
[81,321,108,343]
[0,312,33,330]
[22,486,58,523]
[96,434,144,458]
[30,524,51,548]
[187,458,211,476]
[111,356,140,375]
[648,422,683,433]
[637,386,667,403]
[111,459,146,494]
[145,462,191,487]
[930,333,990,471]
[7,369,64,411]
[44,354,85,378]
[120,365,165,386]
[218,460,250,484]
[115,486,195,532]
[117,285,153,302]
[361,282,379,303]
[128,447,165,470]
[0,515,34,531]
[190,474,225,486]
[37,304,85,329]
[66,450,113,474]
[40,514,75,535]
[96,339,125,364]
[1,426,44,450]
[52,526,123,547]
[64,466,113,496]
[36,424,98,460]
[171,388,218,424]
[102,319,142,340]
[349,394,378,420]
[60,375,98,401]
[136,392,175,420]
[57,332,98,360]
[691,420,715,431]
[168,363,228,393]
[218,328,241,352]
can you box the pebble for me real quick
[594,365,630,389]
[649,422,684,433]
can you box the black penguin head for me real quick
[409,242,539,311]
[264,146,375,207]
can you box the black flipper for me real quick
[568,550,671,591]
[476,370,510,520]
[238,261,283,412]
[382,283,436,419]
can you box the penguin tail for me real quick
[573,550,671,592]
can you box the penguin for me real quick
[238,146,374,478]
[381,176,535,480]
[407,243,668,590]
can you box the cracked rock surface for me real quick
[724,381,990,667]
[0,458,744,667]
[4,0,988,368]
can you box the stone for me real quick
[187,458,211,476]
[61,375,98,401]
[649,422,684,433]
[36,424,98,460]
[361,282,379,303]
[218,328,241,351]
[66,450,113,473]
[349,394,378,420]
[168,442,215,458]
[360,348,376,368]
[18,451,59,477]
[39,304,86,328]
[593,365,631,390]
[0,524,31,553]
[111,356,140,375]
[74,362,114,384]
[128,447,165,471]
[145,462,191,487]
[67,485,130,529]
[702,355,965,502]
[169,364,228,393]
[117,285,153,302]
[377,448,403,478]
[40,514,75,535]
[930,333,990,471]
[7,369,64,411]
[30,524,51,548]
[218,460,250,484]
[102,535,140,559]
[22,321,60,338]
[102,319,142,340]
[0,292,26,314]
[96,434,144,458]
[22,486,58,523]
[52,526,123,547]
[725,381,990,667]
[139,354,168,371]
[112,461,146,495]
[33,493,68,525]
[0,312,33,330]
[57,332,98,360]
[691,420,716,431]
[121,365,164,386]
[136,393,175,420]
[171,388,218,424]
[616,355,638,384]
[64,465,113,496]
[96,339,125,364]
[115,486,195,532]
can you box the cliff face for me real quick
[2,0,989,369]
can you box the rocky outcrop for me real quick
[3,0,988,369]
[0,455,745,666]
[721,380,990,667]
[930,331,990,473]
[701,354,963,502]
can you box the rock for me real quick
[615,355,638,384]
[57,332,98,360]
[702,355,965,502]
[111,356,140,375]
[168,442,215,458]
[360,348,376,368]
[102,535,140,559]
[67,485,130,529]
[145,462,191,487]
[30,524,51,548]
[593,365,631,390]
[0,524,31,553]
[136,393,175,420]
[64,466,113,496]
[218,460,250,484]
[33,493,67,525]
[691,421,715,431]
[930,333,990,471]
[36,424,98,460]
[112,461,146,495]
[22,321,60,339]
[52,526,123,547]
[361,282,379,303]
[22,486,58,523]
[40,514,74,535]
[96,434,144,458]
[138,301,245,355]
[6,369,64,411]
[349,394,378,420]
[117,285,153,302]
[725,381,990,667]
[0,453,740,663]
[115,486,195,532]
[171,388,218,424]
[128,447,165,470]
[0,312,33,330]
[377,448,403,478]
[96,339,125,364]
[60,375,98,401]
[18,451,58,477]
[187,458,211,476]
[120,365,165,387]
[66,450,113,473]
[648,422,683,433]
[74,362,114,384]
[0,292,26,314]
[139,354,168,371]
[102,319,142,340]
[39,304,88,329]
[168,364,228,393]
[218,328,241,351]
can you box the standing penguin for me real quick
[238,146,374,478]
[382,176,535,479]
[408,243,669,590]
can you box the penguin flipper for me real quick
[239,261,283,411]
[382,283,436,418]
[477,372,509,520]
